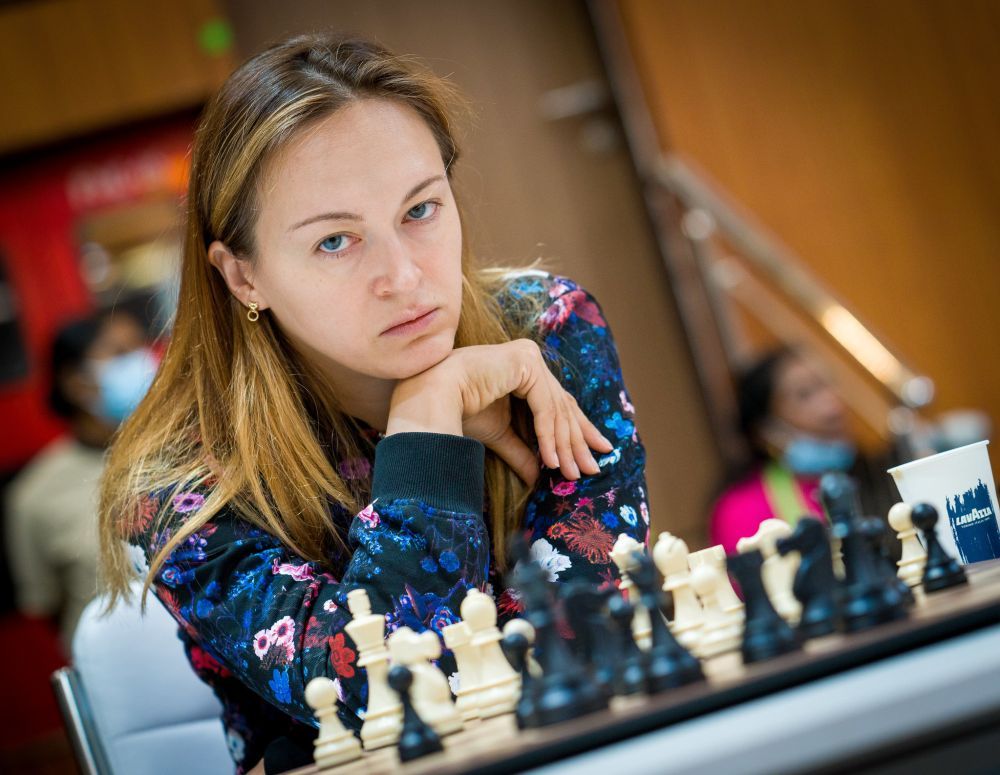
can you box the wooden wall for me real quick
[616,0,1000,444]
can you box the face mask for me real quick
[89,348,158,424]
[782,435,857,476]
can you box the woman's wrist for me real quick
[385,374,463,437]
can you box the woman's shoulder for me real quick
[493,269,608,336]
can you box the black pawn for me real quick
[777,517,841,639]
[607,593,647,696]
[387,664,443,762]
[727,550,800,663]
[859,516,914,614]
[629,551,704,692]
[500,630,538,729]
[912,502,969,592]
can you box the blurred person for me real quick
[4,310,154,650]
[97,34,648,773]
[710,347,898,554]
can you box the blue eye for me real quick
[406,201,439,221]
[318,234,351,254]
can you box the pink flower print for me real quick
[548,280,572,298]
[575,496,594,513]
[338,457,372,480]
[253,629,273,659]
[552,481,577,497]
[620,390,635,415]
[172,492,205,513]
[323,599,338,613]
[272,560,314,582]
[358,503,380,529]
[268,616,296,647]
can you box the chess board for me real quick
[286,559,1000,774]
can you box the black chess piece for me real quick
[628,551,704,692]
[387,664,443,762]
[607,592,647,696]
[821,473,901,632]
[727,549,801,663]
[560,582,617,701]
[500,630,538,729]
[776,517,841,639]
[911,502,969,592]
[859,516,914,614]
[507,536,604,725]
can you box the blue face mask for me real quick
[89,348,157,424]
[782,435,856,476]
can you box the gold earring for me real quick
[247,301,259,322]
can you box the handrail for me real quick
[652,154,934,410]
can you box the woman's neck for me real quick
[332,374,397,433]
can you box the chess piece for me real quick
[610,534,652,649]
[561,583,617,700]
[821,473,903,632]
[508,537,604,724]
[388,665,444,762]
[859,516,914,614]
[607,592,647,696]
[460,589,520,718]
[344,588,402,749]
[726,550,800,664]
[500,627,536,729]
[888,502,927,588]
[776,517,841,639]
[441,620,482,722]
[502,617,541,677]
[629,551,704,692]
[749,520,802,624]
[689,563,742,658]
[688,545,744,627]
[652,532,703,649]
[304,677,363,768]
[911,502,969,592]
[387,627,463,736]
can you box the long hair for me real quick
[99,34,544,608]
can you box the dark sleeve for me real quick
[130,432,488,730]
[520,278,649,587]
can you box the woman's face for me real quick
[241,99,463,391]
[770,356,850,441]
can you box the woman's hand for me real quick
[387,339,612,486]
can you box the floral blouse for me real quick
[127,272,649,772]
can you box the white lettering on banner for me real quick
[955,506,996,527]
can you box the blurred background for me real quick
[0,0,997,769]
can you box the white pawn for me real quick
[304,677,363,768]
[344,588,402,750]
[461,590,520,718]
[441,620,482,722]
[387,626,463,737]
[652,532,703,649]
[688,545,744,627]
[690,563,742,658]
[502,617,541,677]
[610,534,652,649]
[888,502,927,588]
[751,520,801,624]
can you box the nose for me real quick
[370,234,421,298]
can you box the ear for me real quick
[207,240,270,310]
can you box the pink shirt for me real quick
[709,468,824,555]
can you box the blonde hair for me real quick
[99,34,545,608]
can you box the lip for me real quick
[381,307,439,336]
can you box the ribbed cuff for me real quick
[372,432,485,515]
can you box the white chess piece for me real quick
[753,520,802,624]
[387,626,463,736]
[343,588,402,750]
[688,545,744,627]
[689,563,742,658]
[502,617,541,677]
[888,502,927,588]
[610,534,652,649]
[652,532,703,649]
[460,590,520,718]
[442,620,482,722]
[304,677,363,768]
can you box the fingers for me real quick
[486,426,540,487]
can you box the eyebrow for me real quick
[287,174,446,233]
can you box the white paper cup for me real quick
[888,440,1000,565]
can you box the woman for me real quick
[98,34,648,772]
[709,347,895,554]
